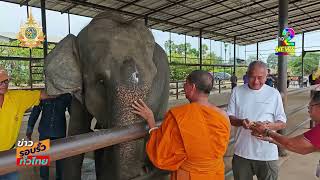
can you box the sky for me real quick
[1,1,320,62]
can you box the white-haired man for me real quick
[227,61,287,180]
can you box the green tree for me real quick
[164,40,223,80]
[266,54,278,69]
[288,52,319,76]
[0,40,55,86]
[201,44,209,57]
[235,67,247,79]
[170,65,197,81]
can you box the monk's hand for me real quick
[242,119,252,129]
[132,99,156,128]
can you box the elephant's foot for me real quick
[130,170,169,180]
[62,154,85,180]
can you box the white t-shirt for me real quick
[227,84,287,161]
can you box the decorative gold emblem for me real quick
[17,9,45,48]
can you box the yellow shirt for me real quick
[312,73,317,81]
[0,90,40,151]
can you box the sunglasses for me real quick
[0,80,9,86]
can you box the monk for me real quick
[132,70,231,180]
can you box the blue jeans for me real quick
[0,172,19,180]
[39,136,63,180]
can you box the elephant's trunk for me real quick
[113,84,150,126]
[111,84,151,179]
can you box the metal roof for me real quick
[4,0,320,45]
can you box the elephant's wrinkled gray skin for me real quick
[45,11,169,180]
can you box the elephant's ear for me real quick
[149,43,170,120]
[45,34,82,100]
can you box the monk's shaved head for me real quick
[186,70,213,94]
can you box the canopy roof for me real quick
[4,0,320,45]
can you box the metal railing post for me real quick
[310,121,314,129]
[176,82,179,99]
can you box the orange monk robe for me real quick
[146,103,231,180]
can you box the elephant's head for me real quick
[45,11,170,179]
[45,11,159,128]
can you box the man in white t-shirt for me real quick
[227,61,286,180]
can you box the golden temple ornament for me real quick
[17,9,45,48]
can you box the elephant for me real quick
[44,11,170,180]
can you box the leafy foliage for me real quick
[266,52,320,76]
[0,40,54,86]
[288,53,319,76]
[266,54,278,69]
[165,40,230,80]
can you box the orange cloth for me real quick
[146,103,230,180]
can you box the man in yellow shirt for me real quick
[0,67,51,180]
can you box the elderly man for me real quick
[132,70,230,180]
[251,90,320,155]
[227,61,287,180]
[0,67,52,180]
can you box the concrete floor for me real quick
[13,88,317,180]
